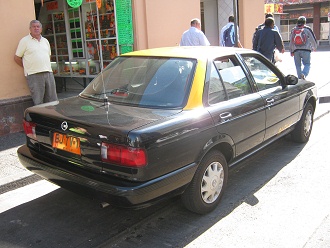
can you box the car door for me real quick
[206,56,266,157]
[240,54,300,141]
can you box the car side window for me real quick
[214,57,252,100]
[208,63,227,105]
[208,57,253,105]
[241,55,281,91]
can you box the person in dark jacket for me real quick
[253,17,284,62]
[252,13,280,46]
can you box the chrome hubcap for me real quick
[304,110,312,137]
[201,161,224,204]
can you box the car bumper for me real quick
[17,145,197,208]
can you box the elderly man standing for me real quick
[180,18,210,46]
[14,20,58,105]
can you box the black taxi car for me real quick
[17,46,317,214]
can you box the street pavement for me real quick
[0,49,329,246]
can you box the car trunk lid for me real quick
[24,96,182,178]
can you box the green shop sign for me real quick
[67,0,83,8]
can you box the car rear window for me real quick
[81,56,196,108]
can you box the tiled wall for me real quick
[0,96,33,136]
[218,0,234,33]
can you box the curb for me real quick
[319,96,330,103]
[0,174,41,195]
[314,109,330,122]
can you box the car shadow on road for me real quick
[0,135,306,248]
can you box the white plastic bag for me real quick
[274,49,282,62]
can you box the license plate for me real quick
[52,132,81,155]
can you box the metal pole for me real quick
[233,0,239,47]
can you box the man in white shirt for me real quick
[14,20,58,105]
[180,18,210,46]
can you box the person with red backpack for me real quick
[289,16,317,79]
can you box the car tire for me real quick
[182,150,228,214]
[292,102,314,143]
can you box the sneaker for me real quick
[301,73,305,80]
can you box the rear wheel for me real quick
[182,150,228,214]
[292,102,314,143]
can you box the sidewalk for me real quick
[316,81,330,120]
[0,89,81,193]
[1,66,330,193]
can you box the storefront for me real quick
[265,0,330,42]
[281,2,330,41]
[37,0,133,89]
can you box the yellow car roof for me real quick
[121,46,250,61]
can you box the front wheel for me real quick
[292,102,314,143]
[181,150,228,214]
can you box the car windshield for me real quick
[81,56,196,108]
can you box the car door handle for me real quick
[266,98,275,110]
[219,112,232,122]
[266,98,275,105]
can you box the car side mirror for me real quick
[285,75,298,85]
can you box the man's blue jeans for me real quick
[293,50,311,79]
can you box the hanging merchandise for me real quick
[67,0,83,8]
[42,0,134,79]
[96,0,102,9]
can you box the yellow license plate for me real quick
[52,132,81,155]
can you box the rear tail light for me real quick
[23,119,37,140]
[101,142,147,167]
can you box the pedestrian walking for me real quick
[289,16,317,79]
[252,13,280,45]
[180,18,210,46]
[220,15,242,47]
[253,17,284,62]
[14,20,58,105]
